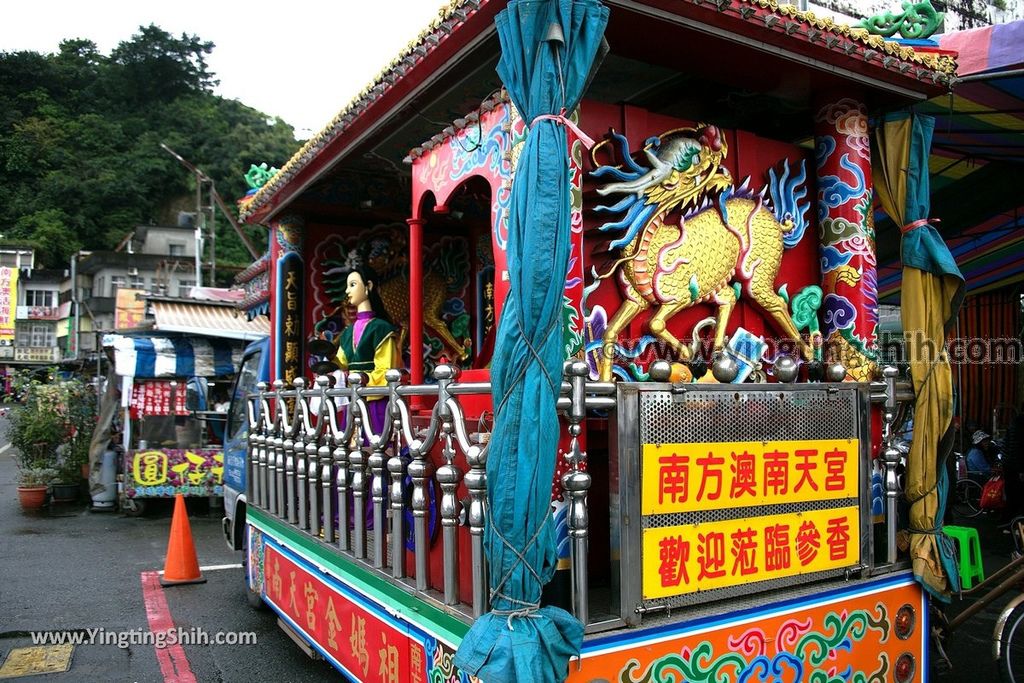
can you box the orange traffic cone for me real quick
[160,494,207,587]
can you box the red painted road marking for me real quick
[140,571,197,683]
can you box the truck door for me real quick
[223,340,268,549]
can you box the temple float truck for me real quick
[224,0,966,680]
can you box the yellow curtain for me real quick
[872,114,960,600]
[901,269,959,597]
[872,117,911,225]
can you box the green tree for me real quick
[0,24,299,270]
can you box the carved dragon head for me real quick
[591,126,734,249]
[594,125,731,214]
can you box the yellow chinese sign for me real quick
[126,449,225,497]
[641,506,860,599]
[641,439,859,515]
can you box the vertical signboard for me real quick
[0,267,18,344]
[115,288,147,330]
[273,216,304,385]
[623,384,869,612]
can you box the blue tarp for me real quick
[454,1,608,681]
[109,334,243,379]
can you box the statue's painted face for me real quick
[346,271,371,307]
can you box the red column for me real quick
[813,93,877,381]
[407,217,425,385]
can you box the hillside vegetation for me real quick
[0,25,301,270]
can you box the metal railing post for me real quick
[562,360,592,626]
[293,378,309,531]
[386,369,408,578]
[349,373,369,559]
[882,366,901,565]
[435,365,462,606]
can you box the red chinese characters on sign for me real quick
[129,381,188,418]
[262,544,411,681]
[642,440,858,514]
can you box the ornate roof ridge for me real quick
[404,89,509,164]
[241,0,956,223]
[240,0,485,221]
[234,253,269,284]
[753,0,957,73]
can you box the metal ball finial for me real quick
[432,364,455,381]
[711,354,739,383]
[648,360,672,382]
[773,355,799,383]
[826,363,847,382]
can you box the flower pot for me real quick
[51,482,79,503]
[17,486,48,510]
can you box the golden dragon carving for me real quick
[591,125,813,381]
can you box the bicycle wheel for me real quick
[953,478,983,518]
[999,602,1024,682]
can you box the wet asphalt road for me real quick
[0,419,341,682]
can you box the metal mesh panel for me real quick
[636,569,856,624]
[641,498,859,528]
[640,387,858,444]
[635,385,866,612]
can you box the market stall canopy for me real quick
[878,19,1024,301]
[107,335,244,379]
[149,299,270,342]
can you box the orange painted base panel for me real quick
[569,573,926,682]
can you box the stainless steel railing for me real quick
[245,360,912,627]
[246,362,615,625]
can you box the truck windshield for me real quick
[227,350,262,442]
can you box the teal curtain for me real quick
[899,113,964,295]
[453,1,608,681]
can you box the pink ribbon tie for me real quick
[901,218,940,234]
[531,110,595,149]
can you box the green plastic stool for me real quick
[945,525,985,589]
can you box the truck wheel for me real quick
[241,553,265,610]
[123,498,146,517]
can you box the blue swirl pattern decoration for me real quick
[823,293,858,337]
[450,105,511,183]
[768,159,810,248]
[817,154,866,222]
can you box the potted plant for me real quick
[6,370,98,504]
[17,467,57,510]
[51,448,82,503]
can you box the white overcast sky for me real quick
[1,0,454,139]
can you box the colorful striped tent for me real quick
[108,335,244,379]
[878,20,1024,301]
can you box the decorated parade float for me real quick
[227,0,968,680]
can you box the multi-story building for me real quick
[60,225,199,358]
[14,269,63,365]
[0,245,63,384]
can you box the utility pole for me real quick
[160,143,261,288]
[194,166,204,287]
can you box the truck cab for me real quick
[222,336,270,551]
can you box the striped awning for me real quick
[110,335,244,379]
[151,301,270,342]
